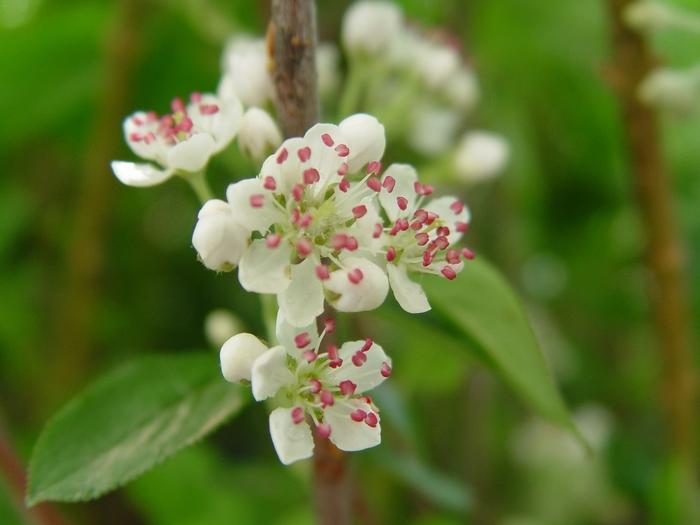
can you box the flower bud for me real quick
[205,309,244,348]
[220,36,273,108]
[624,1,675,31]
[192,199,249,271]
[638,67,700,114]
[415,41,460,90]
[339,114,386,173]
[325,257,389,312]
[409,105,461,155]
[443,68,480,111]
[342,1,402,56]
[454,131,509,184]
[238,108,283,162]
[220,333,269,383]
[317,43,341,100]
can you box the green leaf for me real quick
[27,353,245,505]
[424,257,580,439]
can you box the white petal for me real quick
[325,399,380,452]
[278,258,325,328]
[325,257,389,312]
[379,163,418,221]
[166,133,216,172]
[341,2,402,56]
[259,137,306,196]
[339,114,386,173]
[387,263,430,313]
[188,94,243,153]
[275,311,319,358]
[237,108,283,162]
[226,178,283,232]
[111,161,174,187]
[251,346,294,401]
[268,407,314,465]
[220,333,269,382]
[238,238,292,293]
[424,195,470,244]
[192,199,249,271]
[302,123,347,193]
[123,112,161,162]
[327,340,391,394]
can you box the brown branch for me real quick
[45,0,144,401]
[268,4,351,523]
[0,421,69,525]
[608,0,696,461]
[268,0,319,137]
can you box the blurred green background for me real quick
[1,0,700,523]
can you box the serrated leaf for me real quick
[424,257,580,439]
[28,353,245,505]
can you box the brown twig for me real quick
[608,0,696,462]
[0,420,69,525]
[45,0,143,401]
[267,3,351,524]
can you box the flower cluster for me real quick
[193,115,473,325]
[220,314,391,464]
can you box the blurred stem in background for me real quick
[608,0,697,504]
[0,416,68,525]
[267,1,351,524]
[44,0,145,407]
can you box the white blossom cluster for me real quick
[110,1,482,465]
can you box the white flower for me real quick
[192,199,249,271]
[204,309,244,348]
[221,314,392,465]
[111,93,243,187]
[220,36,274,108]
[414,39,461,90]
[225,118,389,326]
[443,67,480,111]
[220,332,269,383]
[317,43,341,100]
[377,164,472,313]
[342,1,402,56]
[338,113,386,173]
[638,67,700,114]
[237,108,283,162]
[408,104,462,155]
[454,131,509,183]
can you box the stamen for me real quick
[372,223,383,239]
[367,177,381,192]
[321,133,334,146]
[266,233,281,248]
[315,265,330,281]
[386,246,396,262]
[441,266,457,280]
[292,184,304,202]
[199,104,220,115]
[250,194,264,208]
[455,221,469,233]
[297,146,312,162]
[396,196,408,211]
[350,409,367,422]
[461,248,475,260]
[365,412,378,427]
[339,178,350,192]
[299,214,313,228]
[320,390,334,407]
[327,345,343,368]
[334,144,350,157]
[446,249,461,264]
[450,200,465,214]
[171,97,185,113]
[360,338,373,352]
[316,423,332,438]
[310,379,322,394]
[263,176,277,190]
[367,161,381,175]
[382,176,396,193]
[190,92,202,103]
[352,351,367,366]
[303,350,317,363]
[345,236,358,251]
[348,268,364,284]
[276,148,288,164]
[324,318,336,334]
[291,406,305,424]
[303,168,320,185]
[339,380,356,396]
[435,236,449,250]
[331,233,348,250]
[352,205,367,219]
[337,162,349,176]
[296,238,313,257]
[295,332,311,349]
[381,362,392,377]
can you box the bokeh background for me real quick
[2,0,700,524]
